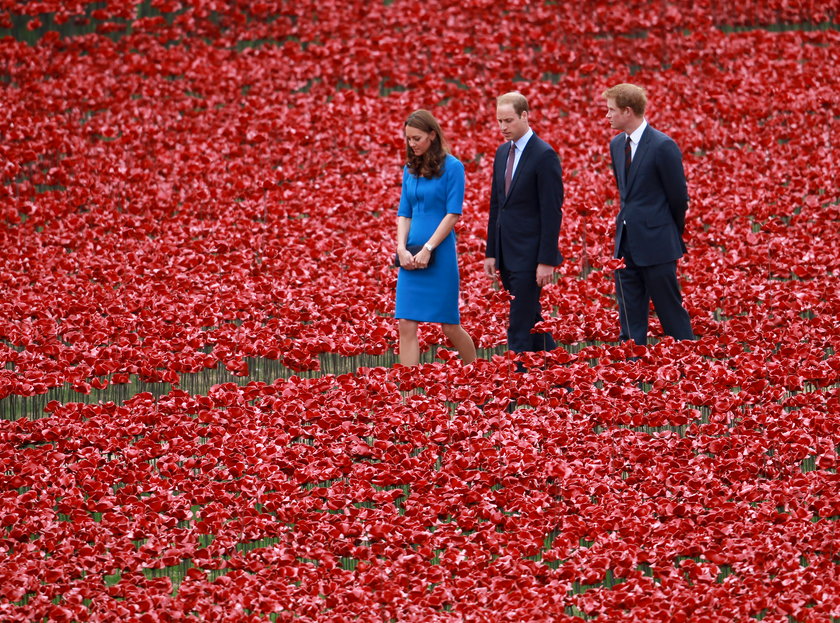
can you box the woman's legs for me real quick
[441,323,477,364]
[400,320,476,366]
[398,319,420,366]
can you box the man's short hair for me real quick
[603,83,647,116]
[497,91,529,116]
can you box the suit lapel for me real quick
[502,134,537,205]
[496,145,509,205]
[625,126,651,193]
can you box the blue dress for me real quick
[395,154,464,324]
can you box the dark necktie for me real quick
[504,141,515,195]
[624,135,632,179]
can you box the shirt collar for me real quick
[512,128,534,152]
[626,119,647,145]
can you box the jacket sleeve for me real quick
[608,137,619,185]
[656,138,688,234]
[535,147,564,266]
[485,149,500,258]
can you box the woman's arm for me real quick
[414,157,465,268]
[395,167,417,269]
[396,216,416,269]
[412,213,459,268]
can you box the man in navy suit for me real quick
[603,83,694,346]
[485,92,564,354]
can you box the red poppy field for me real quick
[1,1,839,621]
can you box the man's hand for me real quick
[484,258,497,279]
[536,263,554,287]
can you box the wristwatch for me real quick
[423,243,434,252]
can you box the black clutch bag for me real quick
[394,245,434,268]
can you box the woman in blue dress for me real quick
[395,110,476,366]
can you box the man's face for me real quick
[496,104,529,142]
[605,98,633,133]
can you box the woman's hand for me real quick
[412,246,431,269]
[397,247,416,270]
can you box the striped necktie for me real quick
[504,142,515,195]
[624,135,632,179]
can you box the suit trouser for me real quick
[616,231,693,345]
[500,267,557,353]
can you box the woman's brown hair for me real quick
[404,109,449,179]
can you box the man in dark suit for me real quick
[603,83,694,346]
[485,92,564,354]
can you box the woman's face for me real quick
[405,125,435,156]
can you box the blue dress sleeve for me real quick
[397,166,412,218]
[445,156,464,215]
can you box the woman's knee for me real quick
[441,323,462,339]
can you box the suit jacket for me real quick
[610,125,688,267]
[486,133,563,272]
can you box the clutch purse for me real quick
[394,245,435,268]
